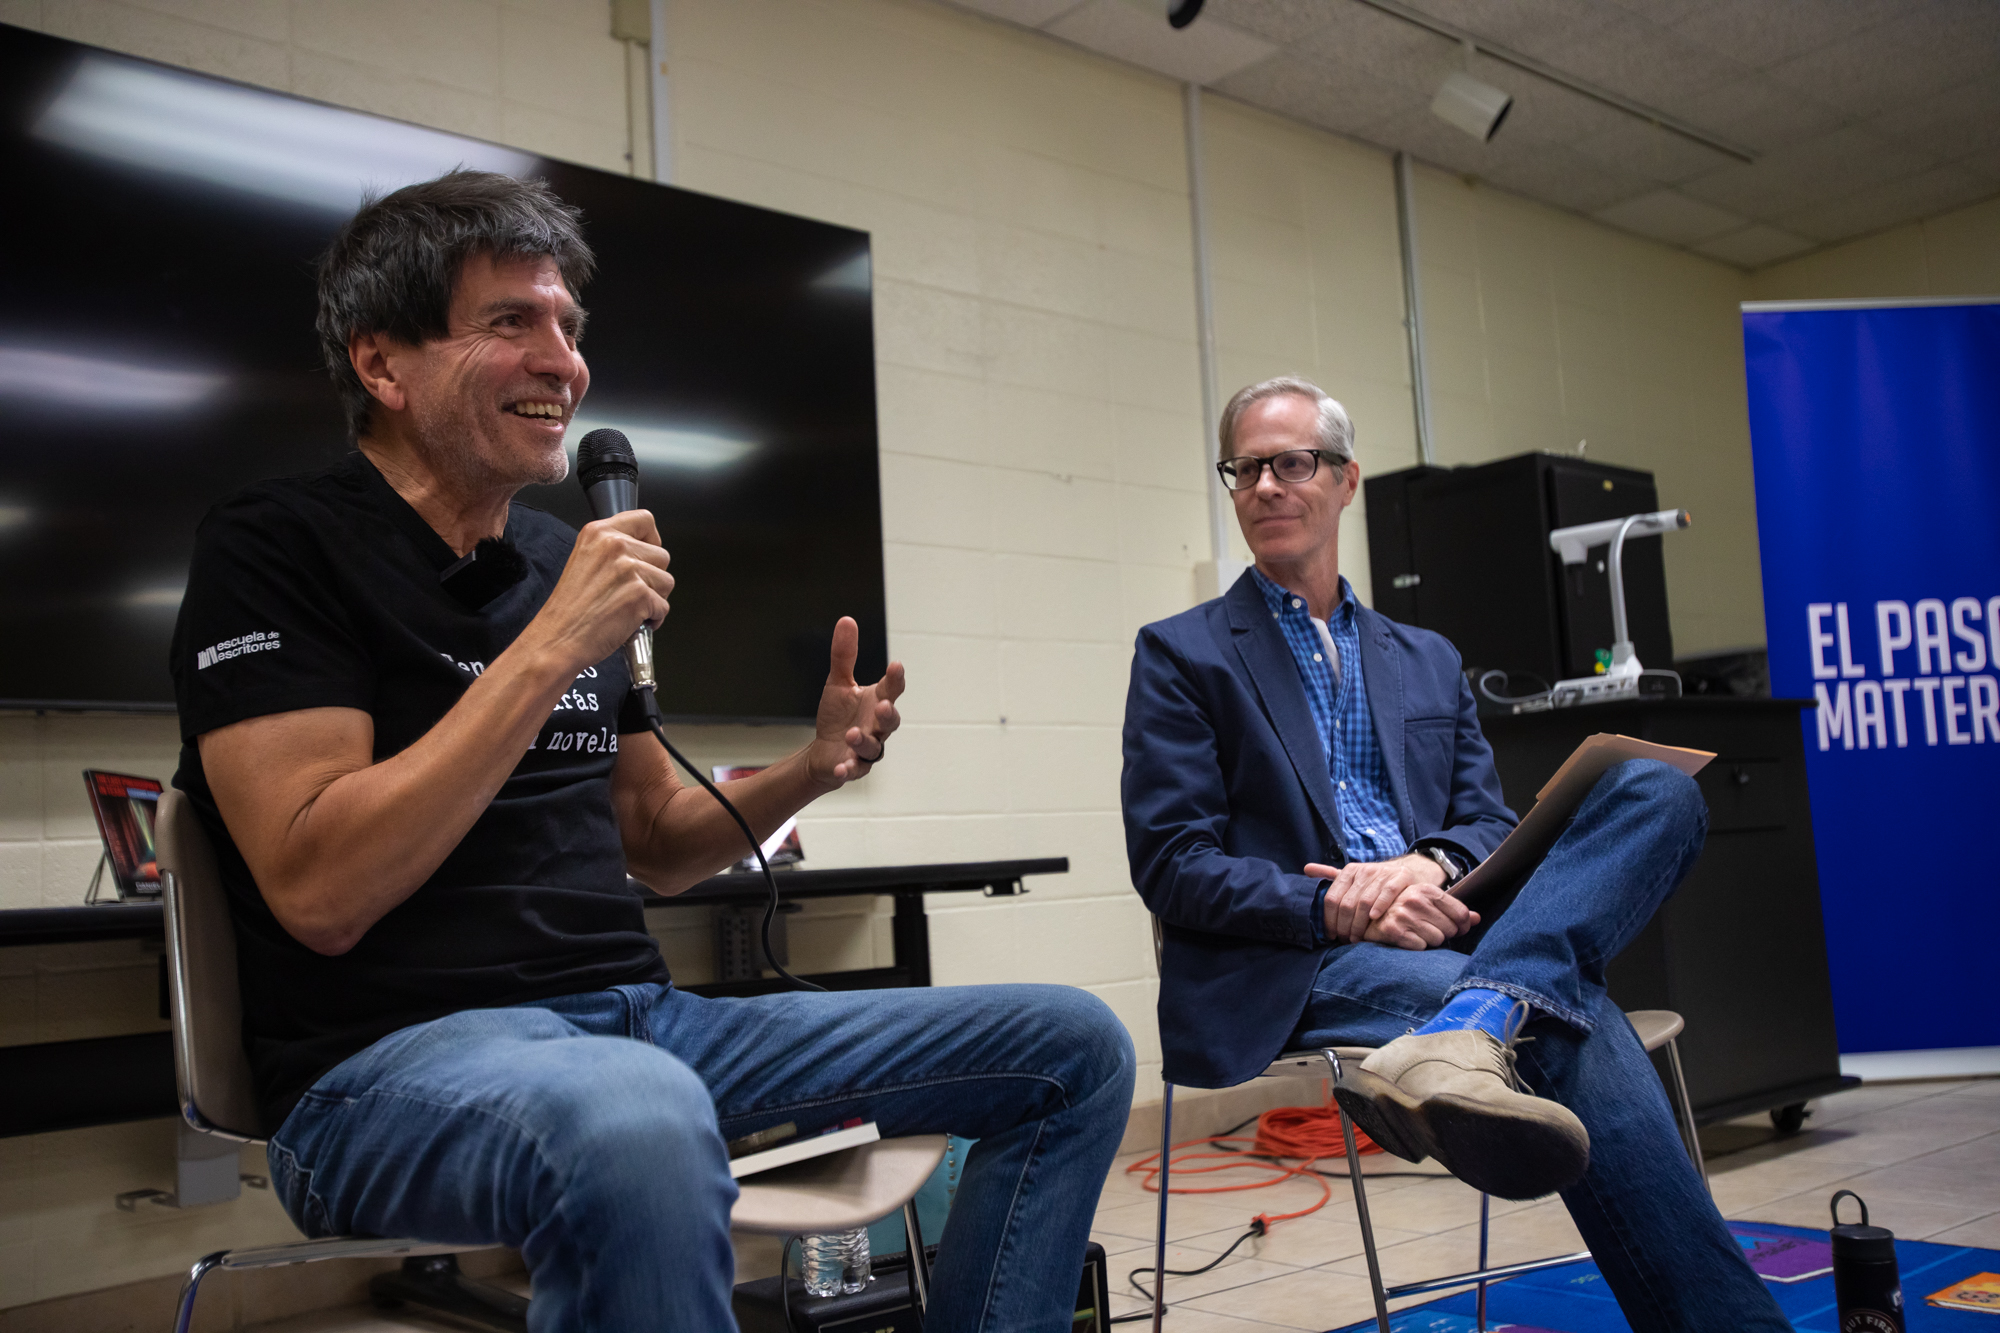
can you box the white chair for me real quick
[1144,920,1703,1333]
[157,788,945,1332]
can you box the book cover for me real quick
[82,770,164,900]
[1930,1272,2000,1313]
[728,1119,880,1179]
[1731,1227,1834,1283]
[711,765,805,869]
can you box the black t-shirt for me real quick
[170,452,668,1132]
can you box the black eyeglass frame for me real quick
[1215,448,1351,491]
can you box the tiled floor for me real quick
[244,1078,1998,1332]
[1089,1077,2000,1331]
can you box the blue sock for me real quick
[1412,987,1519,1041]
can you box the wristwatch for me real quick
[1418,844,1466,887]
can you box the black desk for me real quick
[0,858,1066,1137]
[649,858,1066,996]
[1481,698,1857,1126]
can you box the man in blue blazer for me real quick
[1121,377,1791,1333]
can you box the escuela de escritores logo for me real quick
[196,631,282,670]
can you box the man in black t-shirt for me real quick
[171,171,1134,1332]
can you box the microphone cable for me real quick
[642,706,825,993]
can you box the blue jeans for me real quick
[266,981,1135,1332]
[1292,759,1792,1333]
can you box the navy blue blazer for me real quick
[1121,572,1518,1089]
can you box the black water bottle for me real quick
[1830,1190,1904,1333]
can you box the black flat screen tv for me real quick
[0,23,884,721]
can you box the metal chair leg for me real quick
[1476,1192,1490,1332]
[175,1251,227,1333]
[1664,1036,1707,1185]
[902,1200,930,1316]
[1152,1082,1174,1332]
[1325,1051,1392,1333]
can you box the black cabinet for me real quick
[1480,698,1856,1124]
[1364,452,1673,685]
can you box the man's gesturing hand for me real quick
[809,616,905,789]
[528,511,673,672]
[1306,852,1479,950]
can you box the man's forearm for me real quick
[623,746,830,895]
[202,629,589,955]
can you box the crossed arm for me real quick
[1308,854,1478,950]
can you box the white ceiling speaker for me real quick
[1431,70,1512,142]
[1113,0,1206,29]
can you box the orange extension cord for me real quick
[1123,1087,1382,1228]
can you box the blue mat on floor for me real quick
[1327,1223,2000,1331]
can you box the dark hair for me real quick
[315,170,596,436]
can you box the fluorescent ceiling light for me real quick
[34,55,535,215]
[566,418,756,473]
[1432,70,1512,143]
[0,346,227,411]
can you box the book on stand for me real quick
[82,770,165,902]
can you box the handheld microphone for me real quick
[575,428,660,707]
[575,428,823,992]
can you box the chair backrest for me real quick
[157,788,265,1141]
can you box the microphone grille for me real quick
[577,428,638,488]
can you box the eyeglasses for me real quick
[1216,449,1347,491]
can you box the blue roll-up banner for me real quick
[1743,299,2000,1056]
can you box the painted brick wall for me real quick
[0,0,1827,1308]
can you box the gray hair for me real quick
[316,170,596,437]
[1217,376,1354,463]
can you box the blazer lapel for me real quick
[1226,576,1344,849]
[1355,605,1416,843]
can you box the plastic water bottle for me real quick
[800,1227,870,1297]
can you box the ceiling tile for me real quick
[1206,0,1356,45]
[1472,140,1652,215]
[1763,12,2000,121]
[1774,164,1999,242]
[1598,0,1721,24]
[1692,223,1816,269]
[1668,0,1917,72]
[1527,7,1752,107]
[1678,123,1937,218]
[1570,117,1735,186]
[941,0,1085,25]
[1213,50,1428,136]
[1045,0,1278,85]
[1211,0,1473,93]
[1395,0,1603,52]
[1869,76,2000,164]
[1682,76,1847,153]
[1592,188,1744,244]
[1954,147,2000,185]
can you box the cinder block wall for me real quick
[5,0,1955,1311]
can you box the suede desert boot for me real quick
[1332,1027,1590,1200]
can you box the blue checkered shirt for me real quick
[1251,569,1409,942]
